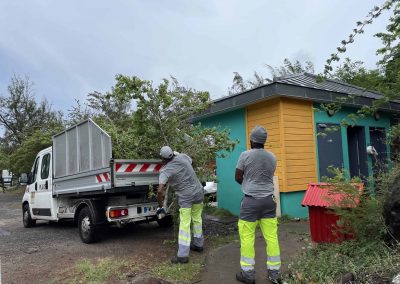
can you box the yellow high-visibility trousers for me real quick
[238,218,281,278]
[178,203,204,257]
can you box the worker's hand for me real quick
[156,207,167,219]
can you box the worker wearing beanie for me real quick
[235,125,281,284]
[157,146,204,264]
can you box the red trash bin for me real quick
[301,183,363,243]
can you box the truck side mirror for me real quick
[20,173,29,184]
[27,172,33,185]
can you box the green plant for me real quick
[151,259,204,283]
[50,257,141,284]
[286,166,400,283]
[286,240,400,283]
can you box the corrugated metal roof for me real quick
[301,183,363,208]
[194,72,400,120]
[275,73,383,100]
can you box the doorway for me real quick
[347,126,368,180]
[317,123,343,179]
[369,127,387,176]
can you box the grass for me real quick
[151,233,238,283]
[50,257,141,284]
[50,231,239,284]
[151,260,204,283]
[2,184,26,193]
[285,240,400,283]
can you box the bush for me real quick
[285,167,400,283]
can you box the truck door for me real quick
[28,156,40,207]
[32,152,55,219]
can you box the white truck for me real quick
[21,119,171,243]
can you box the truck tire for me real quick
[23,203,36,228]
[78,207,101,243]
[157,215,173,228]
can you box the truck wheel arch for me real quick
[74,199,106,226]
[22,201,29,209]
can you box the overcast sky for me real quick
[0,0,391,113]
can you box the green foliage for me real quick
[50,257,140,284]
[9,125,63,175]
[323,1,396,77]
[321,168,387,242]
[85,74,237,183]
[0,75,62,150]
[286,167,400,283]
[333,58,385,91]
[151,261,203,283]
[1,73,237,179]
[228,58,314,95]
[286,240,400,283]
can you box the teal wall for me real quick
[313,105,391,180]
[280,191,308,218]
[200,109,247,215]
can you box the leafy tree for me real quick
[267,58,314,78]
[9,126,63,175]
[332,58,384,91]
[228,58,315,95]
[67,99,92,126]
[74,74,237,182]
[0,75,63,151]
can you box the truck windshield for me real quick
[32,157,39,183]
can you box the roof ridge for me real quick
[300,73,384,96]
[273,72,304,82]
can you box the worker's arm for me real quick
[235,168,244,185]
[157,183,166,207]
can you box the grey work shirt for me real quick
[236,149,277,198]
[159,154,204,208]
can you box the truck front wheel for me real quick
[78,207,100,243]
[23,203,36,228]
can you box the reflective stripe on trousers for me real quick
[238,218,281,273]
[178,203,204,257]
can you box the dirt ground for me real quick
[0,189,176,284]
[0,189,311,284]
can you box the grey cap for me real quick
[250,125,267,144]
[160,146,174,159]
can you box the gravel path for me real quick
[0,190,240,284]
[0,190,175,284]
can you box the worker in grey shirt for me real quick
[157,146,204,264]
[235,125,281,284]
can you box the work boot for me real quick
[267,269,282,284]
[171,256,189,264]
[190,244,204,252]
[236,271,255,284]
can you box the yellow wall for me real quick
[281,98,318,192]
[246,99,286,191]
[246,97,318,192]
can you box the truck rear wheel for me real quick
[78,207,100,243]
[23,203,36,228]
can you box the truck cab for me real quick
[22,147,56,222]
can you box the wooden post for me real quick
[273,176,281,217]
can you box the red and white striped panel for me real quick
[115,163,162,173]
[96,172,110,183]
